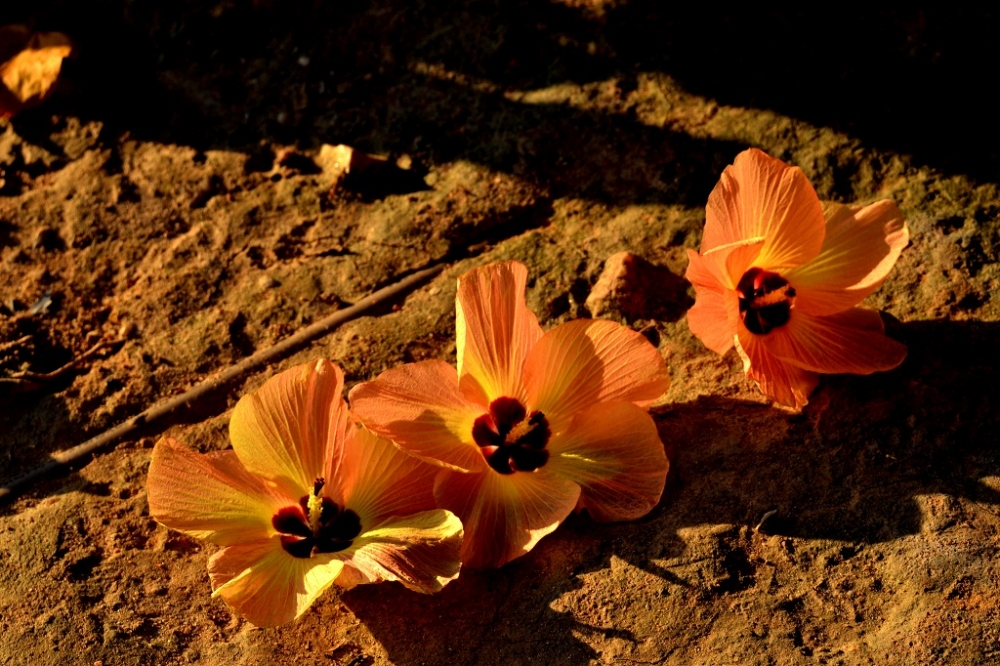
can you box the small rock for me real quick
[257,274,278,289]
[118,321,137,339]
[585,251,693,323]
[586,252,640,319]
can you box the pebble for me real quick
[585,251,649,319]
[118,322,137,339]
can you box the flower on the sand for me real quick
[685,148,909,409]
[147,359,463,627]
[349,260,670,569]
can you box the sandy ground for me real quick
[2,4,1000,665]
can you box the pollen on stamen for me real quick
[307,478,326,534]
[504,418,534,443]
[748,287,790,308]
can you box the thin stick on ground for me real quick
[0,335,32,355]
[0,263,445,502]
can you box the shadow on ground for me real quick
[343,317,1000,665]
[2,4,998,203]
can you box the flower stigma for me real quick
[271,477,362,558]
[471,396,551,475]
[737,267,796,335]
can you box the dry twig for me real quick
[0,263,445,501]
[0,334,31,355]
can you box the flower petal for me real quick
[685,246,726,288]
[434,467,580,568]
[208,538,344,627]
[762,307,907,375]
[342,509,464,593]
[685,242,763,356]
[229,359,350,498]
[334,424,442,526]
[735,330,820,410]
[456,261,544,404]
[546,402,667,522]
[332,562,368,590]
[348,360,487,473]
[694,238,767,289]
[147,437,284,546]
[524,319,670,431]
[787,200,910,316]
[703,148,826,271]
[685,283,735,355]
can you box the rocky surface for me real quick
[1,4,999,665]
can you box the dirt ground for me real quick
[2,4,1000,665]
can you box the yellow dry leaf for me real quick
[315,143,390,186]
[0,27,72,118]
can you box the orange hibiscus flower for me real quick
[685,148,909,409]
[349,261,670,569]
[147,359,463,627]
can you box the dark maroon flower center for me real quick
[271,479,361,559]
[472,396,551,475]
[737,267,796,335]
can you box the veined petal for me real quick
[334,424,441,527]
[762,307,907,375]
[434,467,580,568]
[546,402,667,522]
[686,283,735,355]
[719,239,768,286]
[456,261,544,404]
[229,359,349,498]
[348,360,487,473]
[735,329,820,410]
[687,240,765,291]
[208,538,344,627]
[332,563,368,590]
[685,242,763,356]
[341,510,463,593]
[787,200,910,316]
[524,319,669,432]
[686,247,726,290]
[147,437,284,546]
[703,148,826,271]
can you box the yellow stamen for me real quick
[750,287,793,309]
[307,478,326,534]
[505,419,533,444]
[307,491,323,534]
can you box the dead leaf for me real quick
[314,143,428,199]
[0,26,72,118]
[314,143,374,185]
